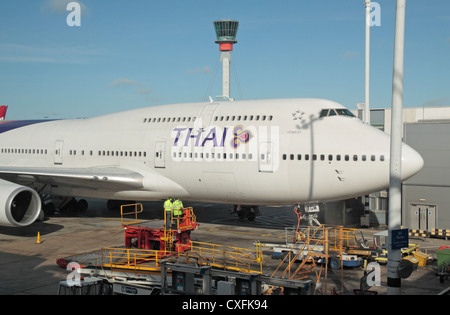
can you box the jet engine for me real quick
[0,179,41,227]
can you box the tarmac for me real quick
[0,199,449,295]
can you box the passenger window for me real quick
[297,154,302,160]
[345,155,349,161]
[380,155,385,161]
[283,154,287,160]
[353,155,358,161]
[371,155,376,161]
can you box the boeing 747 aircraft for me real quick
[0,98,423,227]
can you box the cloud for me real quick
[0,43,105,64]
[135,88,154,95]
[188,66,212,75]
[422,97,450,107]
[109,78,154,100]
[109,78,145,88]
[341,51,360,59]
[0,56,55,63]
[41,0,89,14]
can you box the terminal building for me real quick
[325,105,450,233]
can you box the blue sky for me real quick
[0,0,449,120]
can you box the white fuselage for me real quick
[0,98,423,205]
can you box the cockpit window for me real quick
[320,108,356,118]
[335,109,356,117]
[319,109,329,117]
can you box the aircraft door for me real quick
[410,204,436,231]
[258,141,273,173]
[154,141,166,168]
[54,140,64,165]
[198,104,218,128]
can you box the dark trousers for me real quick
[165,210,172,229]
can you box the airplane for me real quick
[0,98,424,227]
[0,106,8,120]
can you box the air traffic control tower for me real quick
[213,20,239,101]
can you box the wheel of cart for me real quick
[439,263,450,284]
[329,256,341,270]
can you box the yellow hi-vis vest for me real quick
[164,199,173,212]
[173,199,183,216]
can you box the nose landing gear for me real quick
[234,205,260,221]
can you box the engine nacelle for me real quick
[0,180,41,227]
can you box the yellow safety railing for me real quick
[101,247,169,273]
[120,203,144,225]
[99,242,263,275]
[189,241,263,274]
[164,206,197,231]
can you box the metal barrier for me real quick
[101,247,168,272]
[99,241,263,275]
[189,241,263,274]
[120,203,144,226]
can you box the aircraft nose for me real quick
[401,143,424,180]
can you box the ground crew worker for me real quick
[172,198,184,228]
[164,197,173,229]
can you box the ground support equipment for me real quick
[121,204,198,253]
[437,247,450,284]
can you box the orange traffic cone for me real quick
[36,232,41,244]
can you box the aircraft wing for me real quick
[0,166,144,191]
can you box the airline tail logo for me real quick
[0,106,8,121]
